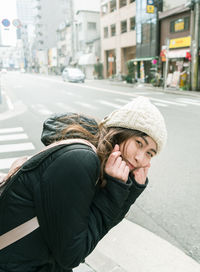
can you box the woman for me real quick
[0,96,167,272]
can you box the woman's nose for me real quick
[135,151,146,167]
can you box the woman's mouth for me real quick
[127,161,135,171]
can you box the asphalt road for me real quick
[1,71,200,263]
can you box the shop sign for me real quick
[146,0,154,13]
[146,5,154,13]
[169,36,191,49]
[175,21,184,32]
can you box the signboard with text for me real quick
[169,36,191,49]
[146,0,154,13]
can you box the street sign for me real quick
[2,19,10,27]
[147,5,155,13]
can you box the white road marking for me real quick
[5,94,14,110]
[115,98,132,104]
[150,97,187,107]
[0,133,28,141]
[98,100,121,108]
[31,104,53,115]
[0,143,35,153]
[176,98,200,106]
[0,127,24,134]
[154,102,168,107]
[75,101,98,110]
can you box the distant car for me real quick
[62,67,85,83]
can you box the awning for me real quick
[167,49,190,58]
[78,53,96,65]
[131,57,156,62]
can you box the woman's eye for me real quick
[136,140,143,147]
[147,152,153,158]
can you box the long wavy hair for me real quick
[59,113,147,186]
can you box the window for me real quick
[142,22,150,44]
[111,24,116,36]
[121,20,127,33]
[119,0,127,8]
[104,27,109,38]
[170,17,190,33]
[130,17,135,31]
[78,23,82,32]
[101,4,108,15]
[88,22,96,30]
[110,0,116,12]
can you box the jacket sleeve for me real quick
[35,147,131,270]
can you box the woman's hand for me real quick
[105,144,129,183]
[132,164,150,185]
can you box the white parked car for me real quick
[62,67,85,83]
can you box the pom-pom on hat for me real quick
[101,96,167,154]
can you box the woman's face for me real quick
[119,135,157,172]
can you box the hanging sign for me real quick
[147,0,154,13]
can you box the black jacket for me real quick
[0,143,147,272]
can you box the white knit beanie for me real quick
[101,96,167,154]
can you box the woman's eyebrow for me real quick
[141,136,157,154]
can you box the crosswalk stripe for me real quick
[176,98,200,106]
[31,104,53,115]
[0,143,35,153]
[0,127,24,134]
[0,133,28,141]
[115,98,131,104]
[98,100,121,109]
[75,101,97,110]
[150,97,187,107]
[154,102,168,107]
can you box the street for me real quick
[1,71,200,263]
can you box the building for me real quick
[56,22,72,73]
[16,0,35,71]
[159,4,191,89]
[33,0,73,73]
[76,10,101,79]
[100,0,136,78]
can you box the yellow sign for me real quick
[169,36,191,49]
[147,5,154,13]
[175,21,184,32]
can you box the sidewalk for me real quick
[74,219,200,272]
[97,79,200,97]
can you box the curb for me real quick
[85,219,200,272]
[99,80,200,97]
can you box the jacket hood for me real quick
[41,112,99,146]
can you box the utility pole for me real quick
[191,0,200,91]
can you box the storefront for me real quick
[161,36,191,89]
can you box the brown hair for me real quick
[59,114,147,186]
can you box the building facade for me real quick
[76,10,101,79]
[159,4,191,89]
[100,0,136,78]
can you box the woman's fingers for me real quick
[133,165,150,185]
[105,145,129,183]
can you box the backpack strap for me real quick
[0,217,39,250]
[0,139,97,251]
